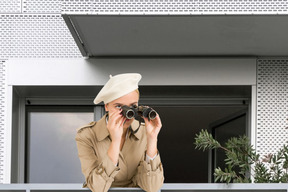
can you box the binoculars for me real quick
[121,105,157,120]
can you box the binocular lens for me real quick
[138,106,157,120]
[125,110,135,119]
[121,105,136,119]
[147,110,157,120]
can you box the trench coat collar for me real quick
[130,119,142,140]
[94,115,142,141]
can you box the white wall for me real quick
[7,58,256,86]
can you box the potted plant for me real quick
[194,129,288,183]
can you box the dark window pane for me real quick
[154,106,247,183]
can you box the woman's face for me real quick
[105,90,139,129]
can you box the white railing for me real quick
[0,183,288,192]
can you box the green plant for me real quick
[194,129,288,183]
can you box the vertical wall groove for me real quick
[0,60,7,183]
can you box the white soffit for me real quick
[62,15,288,57]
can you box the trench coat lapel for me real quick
[94,115,110,141]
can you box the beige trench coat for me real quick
[75,115,164,192]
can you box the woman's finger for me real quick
[115,115,125,126]
[154,115,162,128]
[120,117,126,126]
[109,110,123,124]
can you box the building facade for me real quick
[1,0,288,185]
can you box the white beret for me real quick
[94,73,142,104]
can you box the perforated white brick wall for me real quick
[257,59,288,156]
[0,0,21,13]
[62,0,288,15]
[23,0,62,13]
[0,14,81,58]
[0,60,7,183]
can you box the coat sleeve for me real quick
[75,131,120,192]
[132,152,164,192]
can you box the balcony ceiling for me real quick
[62,15,288,57]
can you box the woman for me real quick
[75,73,164,192]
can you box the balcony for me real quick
[0,184,288,192]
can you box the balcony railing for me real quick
[0,183,288,192]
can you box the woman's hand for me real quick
[144,113,162,158]
[144,114,162,141]
[107,109,126,143]
[107,109,126,165]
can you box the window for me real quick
[26,106,94,183]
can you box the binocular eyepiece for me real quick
[121,105,137,120]
[121,105,157,120]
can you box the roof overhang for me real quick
[62,14,288,57]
